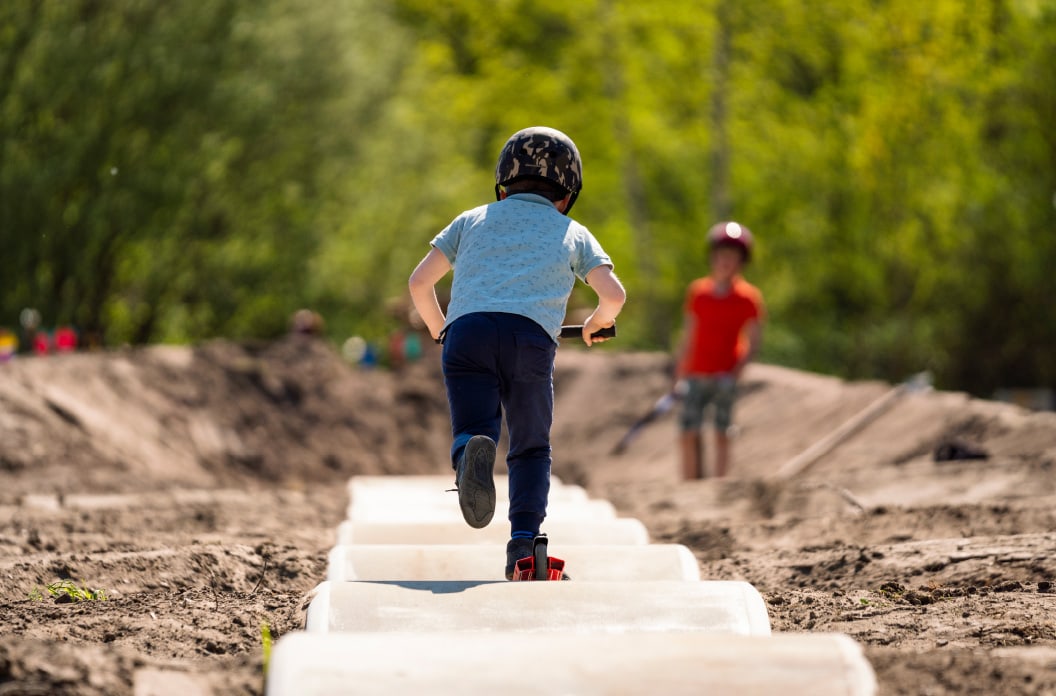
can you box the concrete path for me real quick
[266,473,877,695]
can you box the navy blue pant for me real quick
[442,312,556,537]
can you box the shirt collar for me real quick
[507,192,558,208]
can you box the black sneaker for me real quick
[504,537,534,580]
[455,435,496,529]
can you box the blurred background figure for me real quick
[54,326,79,353]
[290,309,325,336]
[33,331,51,356]
[341,335,378,369]
[384,296,429,371]
[387,329,409,370]
[19,308,41,356]
[0,329,17,362]
[674,222,765,480]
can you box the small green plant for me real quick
[29,579,108,603]
[261,622,273,677]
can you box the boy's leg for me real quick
[495,317,556,562]
[712,431,730,478]
[711,377,738,478]
[678,377,711,480]
[680,430,704,480]
[442,314,502,527]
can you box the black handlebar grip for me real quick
[559,324,617,340]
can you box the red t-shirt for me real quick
[680,276,765,376]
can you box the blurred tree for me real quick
[0,0,355,343]
[1,0,1053,397]
[721,0,1056,392]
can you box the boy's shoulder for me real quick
[730,278,765,310]
[733,277,763,298]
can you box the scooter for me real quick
[510,324,615,582]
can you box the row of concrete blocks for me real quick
[267,475,877,695]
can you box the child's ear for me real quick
[498,188,509,200]
[556,193,572,213]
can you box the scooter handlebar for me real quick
[559,324,617,340]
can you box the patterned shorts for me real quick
[678,376,738,432]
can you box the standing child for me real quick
[674,221,765,480]
[408,126,626,578]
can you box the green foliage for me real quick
[29,579,108,602]
[1,0,354,343]
[2,0,1054,395]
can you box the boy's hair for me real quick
[503,176,569,202]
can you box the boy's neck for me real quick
[710,275,736,293]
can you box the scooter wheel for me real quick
[532,535,549,581]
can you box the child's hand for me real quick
[582,266,625,346]
[581,312,615,346]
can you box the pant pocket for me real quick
[512,332,555,382]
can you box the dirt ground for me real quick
[1,335,1054,695]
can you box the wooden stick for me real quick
[772,372,931,480]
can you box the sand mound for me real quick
[1,338,1054,694]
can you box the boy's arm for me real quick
[408,247,452,341]
[673,311,695,382]
[582,265,626,346]
[732,319,762,378]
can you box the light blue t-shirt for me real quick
[431,193,612,342]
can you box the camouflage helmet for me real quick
[495,126,583,214]
[707,221,754,262]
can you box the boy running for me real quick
[409,126,626,578]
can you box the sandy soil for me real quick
[1,335,1054,695]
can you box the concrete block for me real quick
[304,579,771,636]
[326,543,701,582]
[335,518,649,545]
[347,497,616,523]
[347,475,587,503]
[267,630,877,696]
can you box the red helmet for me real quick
[707,221,754,262]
